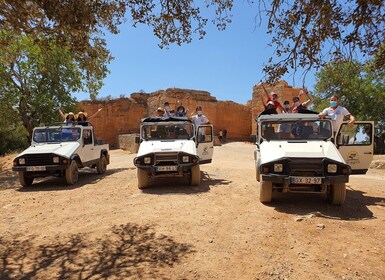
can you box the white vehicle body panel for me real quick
[18,142,80,159]
[137,140,196,157]
[259,141,345,165]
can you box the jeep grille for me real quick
[155,153,178,166]
[289,158,324,176]
[22,153,55,166]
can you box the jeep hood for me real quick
[17,142,80,158]
[260,141,345,164]
[137,140,196,156]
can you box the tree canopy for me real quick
[2,1,383,82]
[0,31,92,138]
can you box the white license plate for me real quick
[157,166,178,172]
[26,166,46,171]
[291,177,322,184]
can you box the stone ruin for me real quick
[78,81,306,149]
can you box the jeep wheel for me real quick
[190,165,201,186]
[66,161,79,185]
[259,175,272,203]
[137,168,150,189]
[18,172,33,187]
[96,155,107,174]
[328,183,346,205]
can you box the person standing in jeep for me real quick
[191,106,209,126]
[319,95,355,134]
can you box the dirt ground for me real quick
[1,142,385,280]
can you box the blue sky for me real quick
[75,2,316,105]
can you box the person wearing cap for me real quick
[175,105,187,117]
[58,109,76,124]
[77,108,102,122]
[156,107,165,117]
[292,87,314,113]
[258,100,278,117]
[260,83,286,113]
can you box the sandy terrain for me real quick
[1,142,385,279]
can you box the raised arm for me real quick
[88,108,102,119]
[58,109,66,120]
[301,88,314,107]
[261,83,270,101]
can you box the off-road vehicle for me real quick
[133,116,214,189]
[12,122,109,187]
[254,114,373,205]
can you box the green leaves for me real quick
[313,60,385,136]
[0,31,91,137]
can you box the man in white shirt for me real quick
[191,106,209,127]
[319,95,355,134]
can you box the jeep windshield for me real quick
[33,127,81,143]
[141,123,194,140]
[261,120,332,140]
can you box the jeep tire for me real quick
[190,165,201,186]
[137,168,150,189]
[96,155,107,174]
[328,183,346,205]
[18,171,33,187]
[259,175,272,203]
[66,160,79,185]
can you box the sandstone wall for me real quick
[78,88,252,147]
[78,82,304,147]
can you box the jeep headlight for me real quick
[18,158,26,165]
[144,157,151,164]
[182,155,190,163]
[274,163,283,173]
[53,156,60,164]
[327,164,338,173]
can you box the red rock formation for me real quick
[78,82,306,147]
[78,88,252,147]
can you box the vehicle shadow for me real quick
[141,171,232,195]
[14,167,131,192]
[268,185,384,221]
[0,223,194,279]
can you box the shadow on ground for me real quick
[0,223,194,279]
[0,167,131,192]
[267,185,385,221]
[141,171,232,195]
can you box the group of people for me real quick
[154,103,210,128]
[259,84,355,134]
[58,108,102,124]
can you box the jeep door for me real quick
[196,125,214,164]
[336,121,374,174]
[78,128,98,164]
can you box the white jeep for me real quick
[254,114,374,205]
[12,122,110,187]
[133,116,214,189]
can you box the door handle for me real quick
[364,152,372,154]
